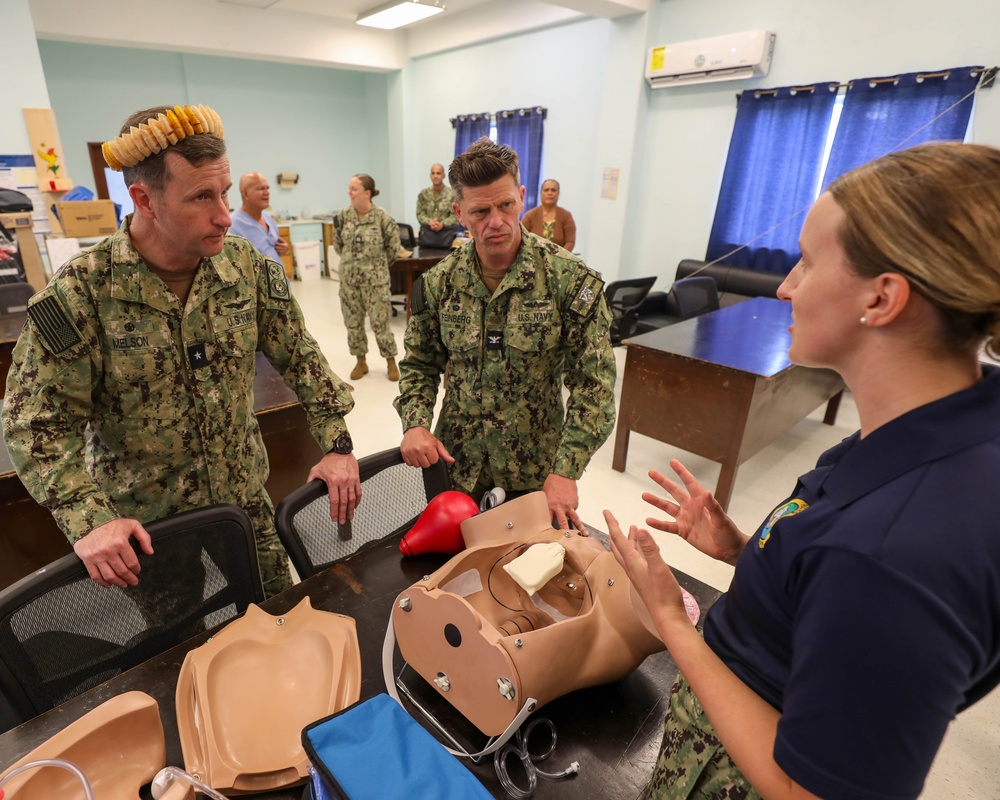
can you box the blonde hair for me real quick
[353,173,379,198]
[829,142,1000,358]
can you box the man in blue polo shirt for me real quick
[229,172,289,262]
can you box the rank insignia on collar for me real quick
[486,330,504,350]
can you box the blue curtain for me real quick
[821,66,982,189]
[452,113,491,158]
[496,107,546,211]
[706,85,838,274]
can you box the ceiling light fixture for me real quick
[356,0,445,30]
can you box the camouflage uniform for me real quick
[394,227,615,495]
[415,185,459,228]
[333,204,400,358]
[643,675,761,800]
[1,219,354,597]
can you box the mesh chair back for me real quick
[0,505,264,726]
[275,448,451,580]
[671,276,720,320]
[605,277,656,345]
[398,223,417,249]
[0,282,35,315]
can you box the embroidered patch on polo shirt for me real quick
[758,499,808,549]
[28,295,82,354]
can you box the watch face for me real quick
[332,434,353,455]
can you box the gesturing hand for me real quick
[643,459,749,566]
[604,509,690,637]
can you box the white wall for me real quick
[627,0,1000,285]
[27,0,1000,284]
[404,18,612,263]
[2,0,51,155]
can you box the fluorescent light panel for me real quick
[356,0,444,30]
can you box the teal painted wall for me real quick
[37,40,391,220]
[3,0,51,154]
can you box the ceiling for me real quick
[219,0,496,24]
[28,0,649,73]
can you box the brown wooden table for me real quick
[0,312,27,399]
[390,247,452,319]
[613,297,844,510]
[0,353,323,590]
[0,527,721,799]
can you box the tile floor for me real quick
[290,275,999,798]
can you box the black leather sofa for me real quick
[634,259,786,335]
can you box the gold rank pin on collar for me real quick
[102,104,225,171]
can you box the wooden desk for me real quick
[390,247,452,318]
[0,353,323,590]
[613,297,844,510]
[0,312,27,399]
[0,529,720,799]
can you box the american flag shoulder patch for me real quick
[27,295,82,354]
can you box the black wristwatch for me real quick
[329,433,353,455]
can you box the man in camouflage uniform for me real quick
[415,163,459,231]
[395,138,615,530]
[1,105,360,597]
[333,174,400,381]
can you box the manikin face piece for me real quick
[392,492,666,737]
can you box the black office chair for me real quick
[398,222,417,250]
[275,447,451,580]
[0,504,264,729]
[670,275,720,320]
[0,281,35,315]
[604,277,657,346]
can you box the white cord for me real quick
[0,758,96,800]
[493,718,579,798]
[151,766,230,800]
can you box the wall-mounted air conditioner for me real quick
[645,30,776,89]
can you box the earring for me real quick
[860,316,868,326]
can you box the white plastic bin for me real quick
[292,240,321,282]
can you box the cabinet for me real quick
[276,225,294,279]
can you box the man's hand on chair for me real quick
[308,453,362,525]
[74,518,154,589]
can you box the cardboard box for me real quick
[0,212,47,289]
[55,200,117,238]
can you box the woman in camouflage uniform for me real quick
[332,174,401,381]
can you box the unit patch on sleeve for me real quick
[568,274,605,319]
[27,295,82,354]
[267,261,289,301]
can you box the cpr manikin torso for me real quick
[392,493,665,736]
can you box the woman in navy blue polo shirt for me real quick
[607,141,1000,800]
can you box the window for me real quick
[451,107,547,210]
[707,66,986,273]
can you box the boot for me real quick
[350,356,369,380]
[387,357,400,382]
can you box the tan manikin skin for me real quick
[393,492,666,737]
[174,597,361,795]
[0,691,179,800]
